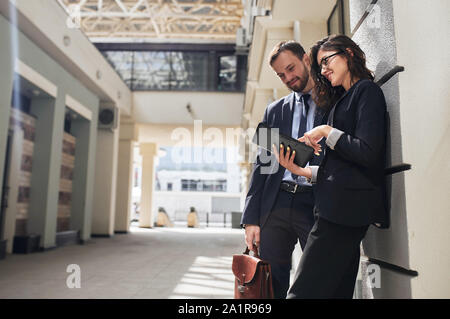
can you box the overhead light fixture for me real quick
[63,35,71,46]
[186,102,196,119]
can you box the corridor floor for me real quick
[0,225,246,299]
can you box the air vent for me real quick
[98,106,118,130]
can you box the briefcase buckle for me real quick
[238,284,245,293]
[293,184,298,193]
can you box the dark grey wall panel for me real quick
[358,260,413,299]
[352,0,398,77]
[381,74,402,166]
[349,0,374,32]
[362,74,411,271]
[349,0,414,298]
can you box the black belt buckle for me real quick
[281,182,297,194]
[281,182,311,194]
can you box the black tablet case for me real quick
[252,122,314,168]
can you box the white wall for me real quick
[152,191,241,223]
[133,91,244,125]
[392,0,450,298]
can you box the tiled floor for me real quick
[0,224,247,299]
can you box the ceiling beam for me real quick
[58,0,243,40]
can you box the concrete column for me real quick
[3,129,23,253]
[28,95,65,249]
[70,115,97,242]
[239,161,253,194]
[92,109,119,236]
[239,161,253,211]
[114,122,138,233]
[227,162,241,193]
[0,15,14,214]
[139,143,158,228]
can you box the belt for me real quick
[280,181,312,194]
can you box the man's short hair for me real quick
[268,41,306,66]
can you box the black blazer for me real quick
[315,79,388,227]
[241,92,328,229]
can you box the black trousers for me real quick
[259,188,315,299]
[287,215,369,299]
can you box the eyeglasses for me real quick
[319,51,343,70]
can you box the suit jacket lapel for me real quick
[327,104,336,126]
[280,92,295,136]
[271,93,294,179]
[328,87,352,126]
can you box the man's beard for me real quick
[288,74,309,92]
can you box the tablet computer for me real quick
[252,122,314,168]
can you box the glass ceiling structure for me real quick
[56,0,250,92]
[57,0,244,42]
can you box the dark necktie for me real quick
[292,94,310,182]
[298,94,310,138]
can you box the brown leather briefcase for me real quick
[232,245,274,299]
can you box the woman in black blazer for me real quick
[273,35,388,298]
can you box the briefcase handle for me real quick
[243,244,260,259]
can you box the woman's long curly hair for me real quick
[310,35,374,110]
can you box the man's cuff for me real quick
[325,128,345,150]
[308,166,319,184]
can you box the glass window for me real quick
[218,55,237,91]
[327,0,351,36]
[215,179,227,192]
[99,48,246,92]
[182,179,199,191]
[102,51,134,87]
[133,51,171,90]
[180,179,227,192]
[171,52,209,91]
[113,51,210,91]
[181,179,188,191]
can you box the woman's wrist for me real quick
[321,125,333,138]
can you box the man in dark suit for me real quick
[240,41,328,299]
